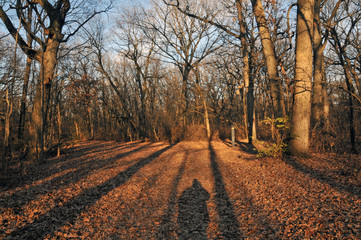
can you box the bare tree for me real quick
[145,0,222,137]
[327,0,361,153]
[0,0,111,161]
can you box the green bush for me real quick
[258,117,290,157]
[257,142,288,158]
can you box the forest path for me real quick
[1,140,360,239]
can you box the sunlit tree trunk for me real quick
[56,82,62,157]
[251,0,286,118]
[312,3,323,124]
[312,0,329,132]
[289,0,314,155]
[237,0,255,144]
[28,41,60,162]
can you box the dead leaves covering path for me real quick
[0,140,360,239]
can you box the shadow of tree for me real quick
[222,140,258,155]
[284,156,361,198]
[236,141,258,155]
[156,152,187,239]
[1,141,143,192]
[209,141,242,239]
[0,142,153,209]
[177,179,210,240]
[8,143,176,239]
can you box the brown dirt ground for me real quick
[0,140,360,239]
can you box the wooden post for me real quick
[231,125,235,147]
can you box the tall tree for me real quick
[327,0,361,153]
[251,0,286,118]
[289,0,314,155]
[0,0,110,161]
[146,0,222,134]
[162,0,258,143]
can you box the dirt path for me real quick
[1,140,360,239]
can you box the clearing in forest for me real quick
[0,140,360,239]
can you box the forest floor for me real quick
[0,140,361,239]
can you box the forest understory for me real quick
[0,140,360,239]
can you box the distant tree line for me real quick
[0,0,360,173]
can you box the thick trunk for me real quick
[289,0,314,155]
[28,40,59,162]
[251,0,286,118]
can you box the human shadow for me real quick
[209,141,242,239]
[8,143,176,239]
[177,179,210,240]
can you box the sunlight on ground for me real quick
[1,141,360,239]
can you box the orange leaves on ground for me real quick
[0,140,360,239]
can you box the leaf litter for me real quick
[0,140,360,239]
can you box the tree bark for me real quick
[18,56,32,140]
[18,8,33,140]
[251,0,286,118]
[312,0,328,130]
[289,0,314,155]
[28,41,60,162]
[237,0,255,144]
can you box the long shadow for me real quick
[2,141,139,190]
[156,151,187,239]
[209,141,242,239]
[1,142,113,187]
[0,143,153,210]
[284,156,361,198]
[222,140,258,155]
[236,140,258,155]
[41,141,142,177]
[177,179,210,240]
[8,143,176,239]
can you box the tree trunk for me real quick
[135,66,147,138]
[1,90,12,174]
[28,41,60,162]
[182,67,191,128]
[236,0,255,144]
[289,0,314,155]
[18,9,33,141]
[312,0,327,128]
[330,27,357,153]
[203,97,211,140]
[251,0,286,118]
[18,56,32,140]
